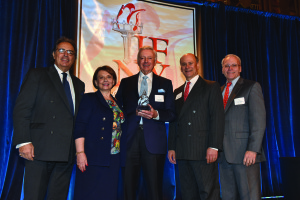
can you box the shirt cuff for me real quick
[16,142,32,149]
[153,110,160,120]
[209,147,218,151]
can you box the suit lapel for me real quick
[225,77,244,112]
[96,90,111,109]
[149,73,159,102]
[47,66,72,115]
[71,74,81,115]
[178,77,205,119]
[132,73,140,99]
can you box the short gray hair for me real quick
[137,46,157,63]
[221,54,241,66]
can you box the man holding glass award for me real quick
[116,46,176,200]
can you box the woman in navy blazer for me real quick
[74,66,126,200]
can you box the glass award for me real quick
[137,90,151,111]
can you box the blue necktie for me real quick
[62,73,74,115]
[140,76,148,96]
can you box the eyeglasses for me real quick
[57,48,75,55]
[223,64,240,68]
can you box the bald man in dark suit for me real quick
[168,53,224,200]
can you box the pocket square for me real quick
[158,89,165,93]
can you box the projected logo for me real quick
[111,3,170,78]
[111,3,145,64]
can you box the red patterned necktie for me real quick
[223,82,232,109]
[184,81,191,101]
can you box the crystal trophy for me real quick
[137,90,151,111]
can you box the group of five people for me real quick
[13,37,266,200]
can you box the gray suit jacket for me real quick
[221,77,266,164]
[13,65,85,162]
[168,76,224,160]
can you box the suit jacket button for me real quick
[103,117,106,121]
[101,127,104,130]
[188,122,191,125]
[193,110,196,113]
[53,116,56,119]
[50,131,53,134]
[100,137,104,140]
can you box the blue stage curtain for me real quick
[200,1,300,196]
[1,0,300,199]
[0,0,77,199]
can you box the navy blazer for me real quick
[116,73,175,154]
[74,91,127,167]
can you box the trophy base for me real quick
[137,105,151,111]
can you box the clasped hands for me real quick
[136,104,158,119]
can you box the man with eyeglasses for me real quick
[13,37,85,200]
[219,54,266,200]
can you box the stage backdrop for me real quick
[76,1,196,199]
[77,0,196,93]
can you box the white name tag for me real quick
[234,97,245,105]
[176,92,182,100]
[155,95,164,102]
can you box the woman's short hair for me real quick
[92,65,117,89]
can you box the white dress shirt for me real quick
[138,71,159,123]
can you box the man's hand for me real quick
[168,150,176,164]
[19,143,34,161]
[243,151,257,166]
[137,104,158,119]
[77,153,88,172]
[206,148,218,164]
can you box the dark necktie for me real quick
[184,81,191,101]
[223,82,232,109]
[62,73,74,115]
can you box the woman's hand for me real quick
[77,153,88,172]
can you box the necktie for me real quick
[184,81,190,101]
[62,73,74,115]
[223,82,232,109]
[140,76,148,96]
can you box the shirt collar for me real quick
[227,76,240,87]
[139,71,153,82]
[186,75,199,86]
[54,64,70,76]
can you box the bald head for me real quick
[180,53,199,81]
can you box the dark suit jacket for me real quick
[73,91,127,167]
[13,65,85,162]
[221,77,266,164]
[115,73,175,154]
[168,76,224,160]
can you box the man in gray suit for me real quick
[13,37,85,200]
[219,54,266,200]
[168,53,224,200]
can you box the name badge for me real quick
[155,95,164,102]
[176,92,182,100]
[234,97,245,105]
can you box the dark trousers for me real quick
[74,153,121,200]
[24,159,73,200]
[177,159,220,200]
[124,126,165,200]
[219,158,261,200]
